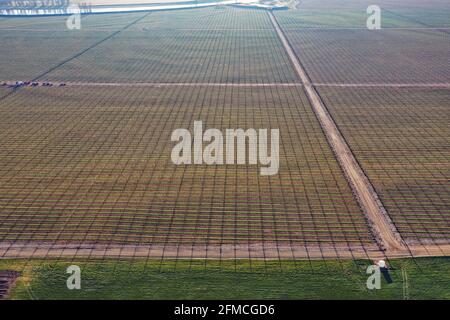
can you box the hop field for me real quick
[128,6,274,30]
[281,28,450,84]
[0,1,449,300]
[41,29,299,83]
[0,13,147,80]
[319,87,450,244]
[0,86,374,258]
[274,0,450,28]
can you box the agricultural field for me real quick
[128,6,275,30]
[274,0,450,28]
[380,0,450,27]
[280,28,449,84]
[319,87,450,245]
[40,8,298,83]
[0,87,12,97]
[0,0,449,301]
[0,12,147,80]
[273,0,421,28]
[0,8,298,84]
[41,29,298,83]
[0,85,374,258]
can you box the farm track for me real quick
[1,81,303,88]
[1,242,449,261]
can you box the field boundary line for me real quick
[0,241,448,260]
[268,10,407,253]
[1,81,303,87]
[5,81,450,88]
[313,83,450,88]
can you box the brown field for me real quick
[0,86,375,257]
[0,3,449,263]
[319,87,450,245]
[280,28,449,84]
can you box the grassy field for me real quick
[1,257,449,299]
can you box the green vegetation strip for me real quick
[1,258,449,299]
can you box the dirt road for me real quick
[1,241,449,261]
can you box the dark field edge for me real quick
[0,257,449,299]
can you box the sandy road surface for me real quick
[0,241,387,260]
[1,242,449,261]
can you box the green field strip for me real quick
[2,257,449,299]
